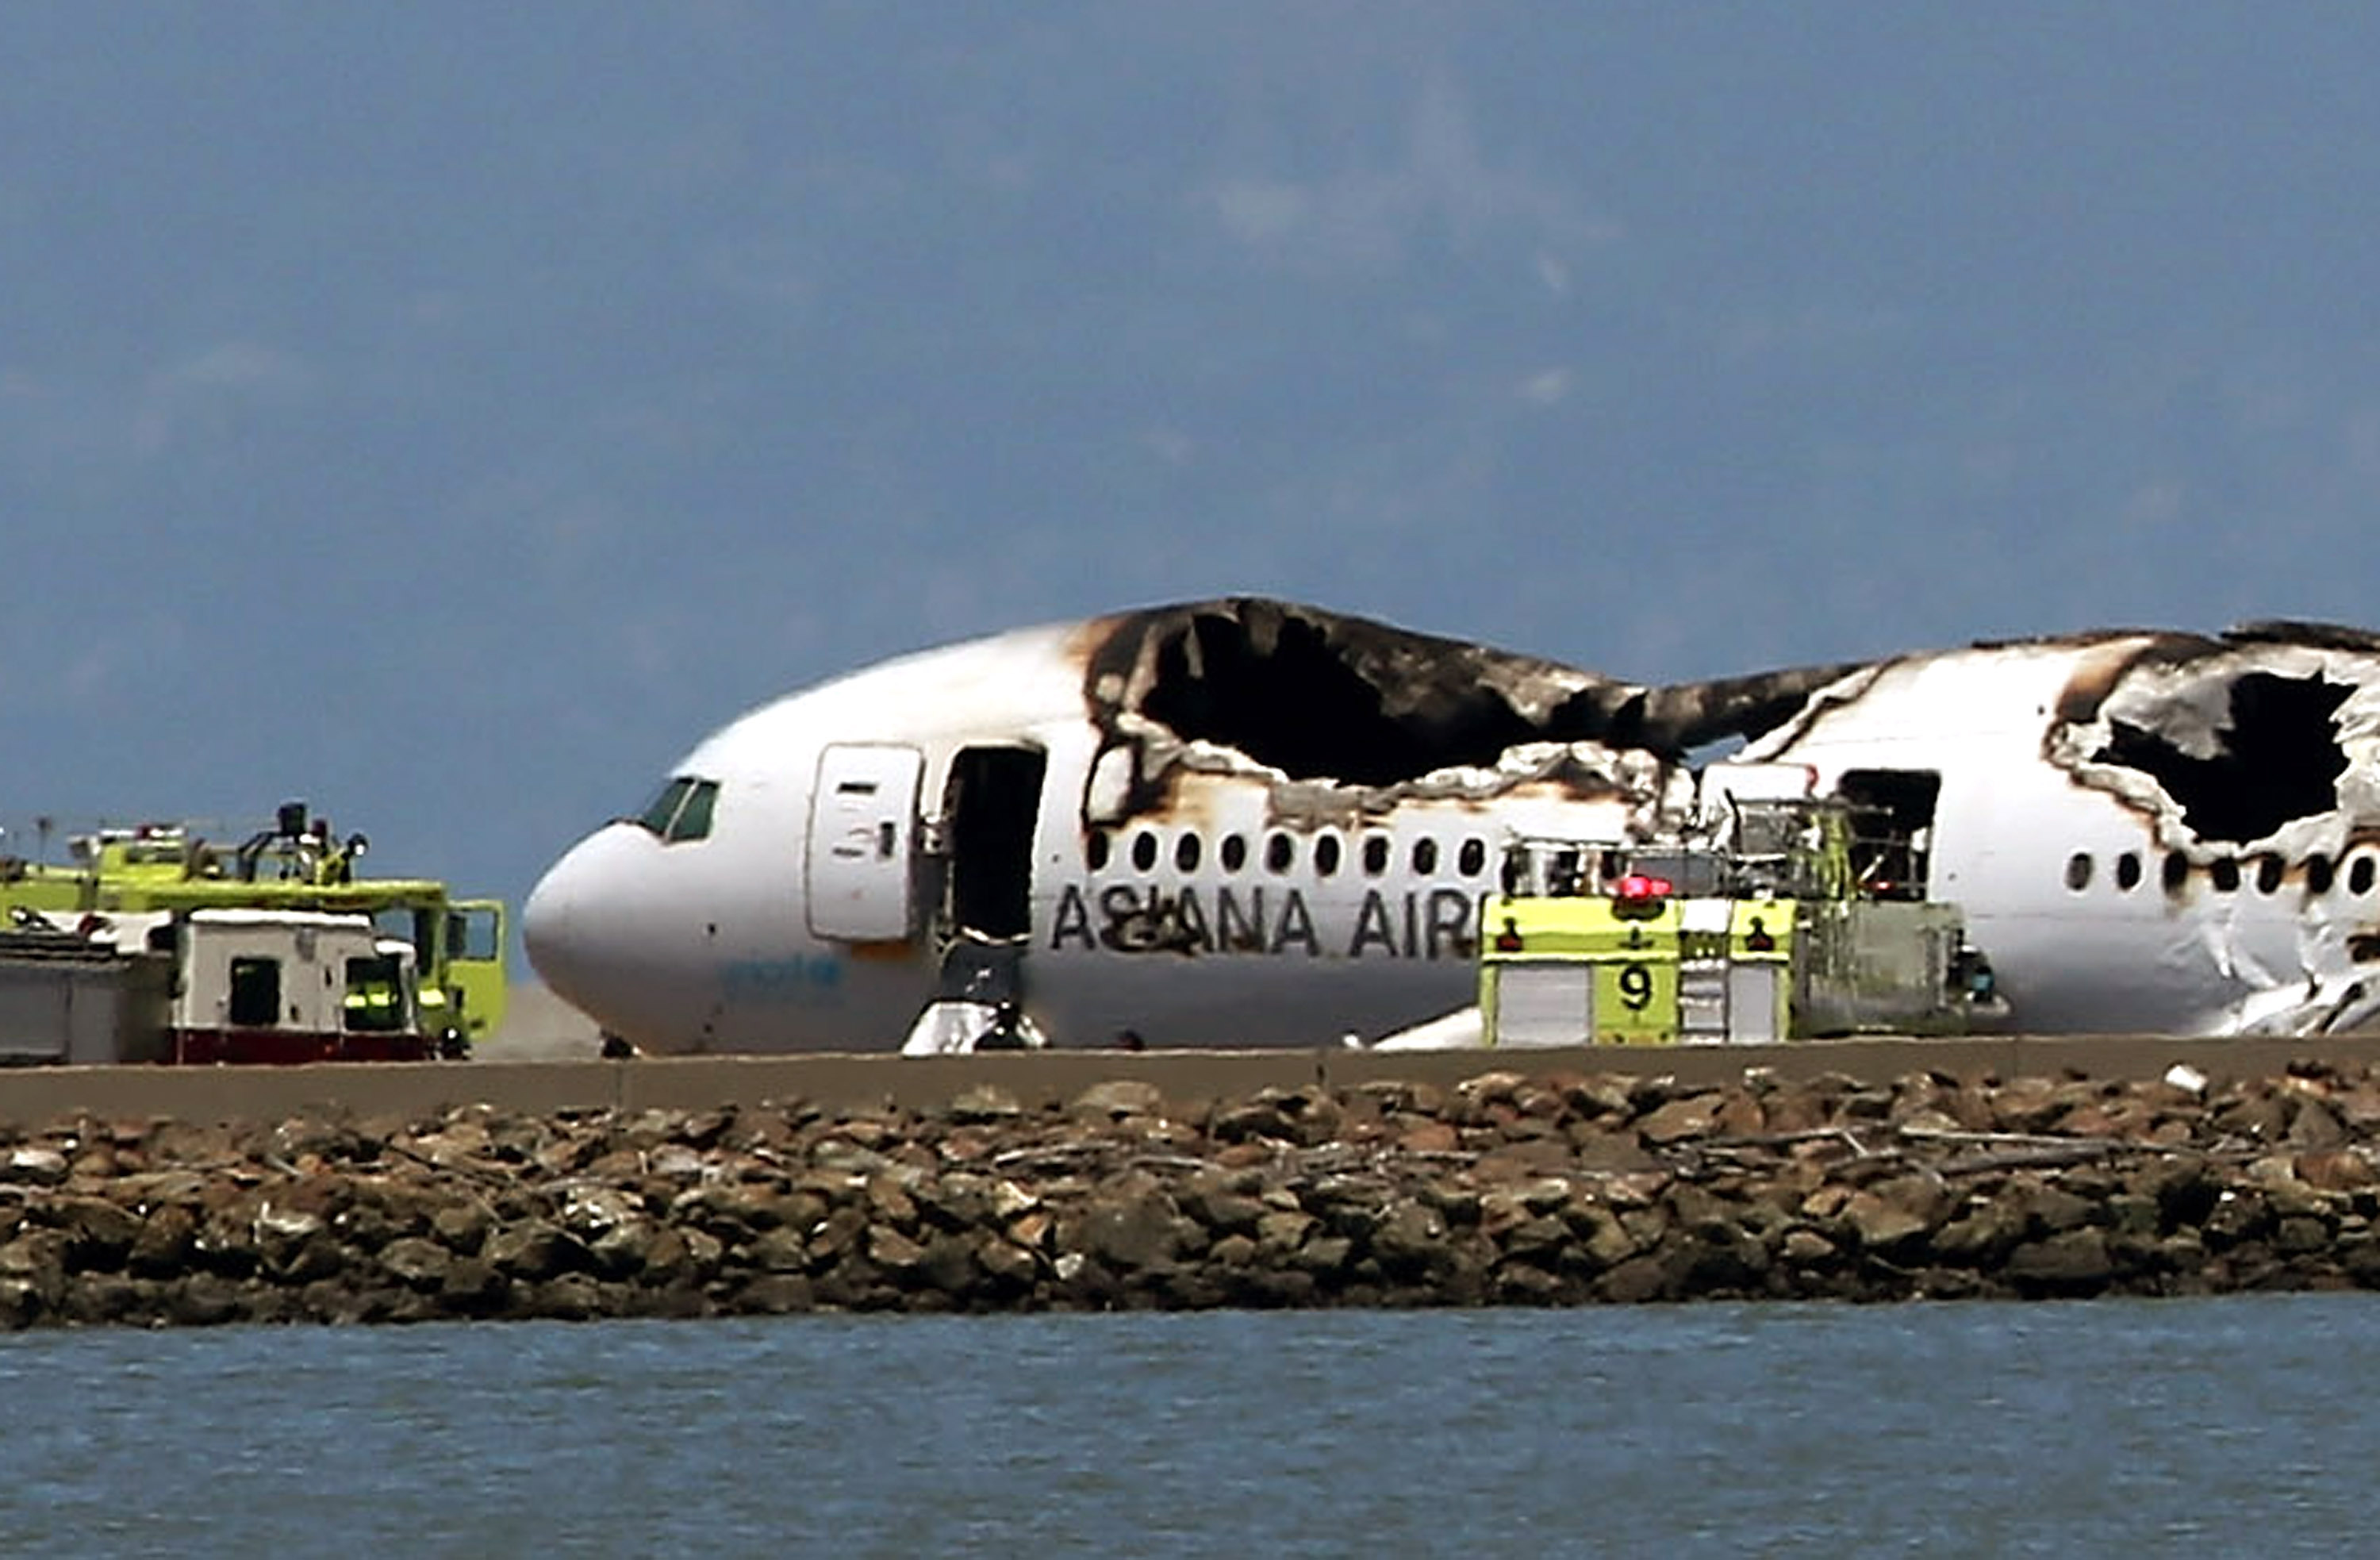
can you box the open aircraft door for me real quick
[806,743,924,942]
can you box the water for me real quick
[0,1296,2368,1557]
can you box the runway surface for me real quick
[6,989,2380,1127]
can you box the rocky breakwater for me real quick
[6,1061,2380,1327]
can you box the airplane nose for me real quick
[522,825,656,1031]
[520,840,593,1001]
[519,851,580,989]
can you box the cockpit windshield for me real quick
[631,777,721,843]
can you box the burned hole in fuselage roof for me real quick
[1089,598,1871,796]
[2092,670,2351,845]
[1127,605,1610,786]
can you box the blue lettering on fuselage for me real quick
[720,955,846,1004]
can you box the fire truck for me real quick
[0,801,502,1051]
[0,907,434,1064]
[1476,771,2002,1047]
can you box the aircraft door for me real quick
[1837,769,1941,901]
[944,744,1046,942]
[806,743,925,941]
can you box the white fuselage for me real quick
[524,608,2380,1051]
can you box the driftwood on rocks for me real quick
[5,1062,2380,1327]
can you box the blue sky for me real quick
[7,5,2380,922]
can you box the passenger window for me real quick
[2064,852,2092,892]
[1314,835,1341,877]
[2309,855,2336,895]
[1175,833,1201,873]
[1086,831,1111,872]
[2115,852,2142,891]
[1361,836,1390,876]
[1131,832,1158,872]
[2254,855,2285,895]
[2163,851,2190,895]
[1220,834,1247,873]
[2351,855,2377,897]
[2210,859,2240,893]
[1266,832,1295,874]
[1458,838,1487,877]
[1413,839,1439,874]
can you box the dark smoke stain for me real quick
[1131,605,1582,786]
[1086,598,1864,790]
[2092,671,2351,844]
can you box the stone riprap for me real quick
[5,1062,2380,1327]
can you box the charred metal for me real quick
[1084,598,1632,786]
[2090,670,2351,846]
[1080,599,1863,814]
[1077,601,2380,886]
[2046,622,2380,855]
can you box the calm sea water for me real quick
[0,1296,2368,1558]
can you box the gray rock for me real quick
[1253,1209,1317,1255]
[916,1235,980,1295]
[2006,1229,2115,1293]
[0,1147,69,1187]
[1368,1200,1449,1278]
[129,1205,200,1278]
[486,1220,589,1281]
[46,1196,143,1269]
[949,1085,1025,1124]
[1071,1188,1193,1272]
[1841,1178,1951,1255]
[1294,1235,1353,1278]
[1072,1080,1168,1120]
[438,1258,506,1312]
[1638,1094,1723,1145]
[740,1228,810,1274]
[1175,1178,1266,1237]
[867,1225,929,1273]
[732,1273,816,1315]
[431,1203,493,1254]
[974,1236,1042,1292]
[381,1237,454,1290]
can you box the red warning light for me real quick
[1611,873,1673,920]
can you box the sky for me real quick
[8,4,2380,929]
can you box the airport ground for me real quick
[480,981,605,1061]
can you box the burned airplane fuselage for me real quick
[528,595,2380,1054]
[1064,600,2380,1039]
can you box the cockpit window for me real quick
[638,778,693,835]
[671,780,719,842]
[631,777,720,843]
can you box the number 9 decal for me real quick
[1618,962,1653,1011]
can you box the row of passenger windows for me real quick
[1088,828,1492,880]
[2063,848,2380,898]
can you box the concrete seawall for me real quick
[7,1033,2380,1126]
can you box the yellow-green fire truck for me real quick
[0,801,503,1052]
[1477,795,1999,1047]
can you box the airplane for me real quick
[522,597,2380,1052]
